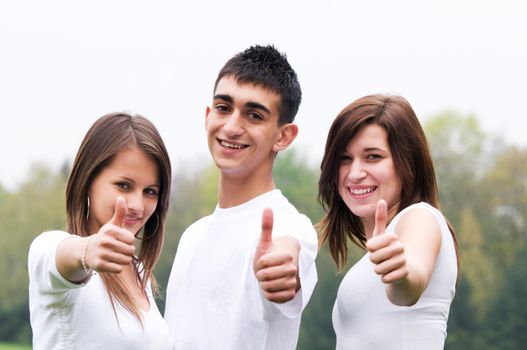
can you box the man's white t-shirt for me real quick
[28,230,174,350]
[164,189,318,350]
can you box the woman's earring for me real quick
[135,212,159,241]
[86,197,90,220]
[153,212,159,234]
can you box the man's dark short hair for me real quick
[214,45,302,125]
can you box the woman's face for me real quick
[87,146,160,235]
[338,124,402,232]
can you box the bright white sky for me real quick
[1,0,526,190]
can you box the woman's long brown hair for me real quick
[318,94,459,271]
[65,112,171,324]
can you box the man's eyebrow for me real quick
[213,94,233,103]
[245,102,271,115]
[213,94,272,115]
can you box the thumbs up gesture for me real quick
[84,196,136,273]
[253,208,300,303]
[366,200,409,284]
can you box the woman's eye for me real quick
[117,182,130,190]
[145,188,158,196]
[367,154,382,160]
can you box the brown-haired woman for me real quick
[28,112,174,350]
[318,94,459,349]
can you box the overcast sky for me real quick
[1,0,526,191]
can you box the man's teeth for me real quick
[221,140,245,149]
[351,188,373,195]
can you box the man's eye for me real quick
[248,112,263,120]
[215,105,230,113]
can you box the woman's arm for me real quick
[366,201,441,306]
[56,235,95,283]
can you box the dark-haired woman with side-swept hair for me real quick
[318,94,459,350]
[28,112,174,349]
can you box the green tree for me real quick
[3,113,526,348]
[457,207,493,319]
[274,149,323,221]
[424,111,490,225]
[484,243,527,349]
[0,163,67,343]
[275,149,341,350]
[482,146,527,257]
[475,146,527,348]
[425,112,527,348]
[424,112,490,349]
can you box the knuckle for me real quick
[385,233,397,242]
[287,265,298,276]
[257,257,269,269]
[99,236,113,248]
[258,271,269,281]
[102,224,115,235]
[260,281,271,291]
[287,279,297,289]
[268,294,278,302]
[397,255,406,266]
[284,290,295,302]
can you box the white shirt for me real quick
[164,190,318,350]
[333,202,457,350]
[28,230,174,350]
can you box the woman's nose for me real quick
[347,161,367,182]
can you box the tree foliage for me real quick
[0,112,526,348]
[0,163,67,343]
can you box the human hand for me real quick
[84,196,136,273]
[253,208,300,303]
[366,199,409,284]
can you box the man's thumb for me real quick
[259,207,274,249]
[253,207,274,270]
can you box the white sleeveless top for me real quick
[333,202,457,350]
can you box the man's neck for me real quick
[217,172,276,208]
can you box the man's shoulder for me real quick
[271,201,316,238]
[272,193,313,223]
[182,214,214,233]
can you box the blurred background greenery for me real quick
[1,111,526,349]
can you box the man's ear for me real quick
[205,106,211,128]
[272,123,299,152]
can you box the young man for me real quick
[164,45,318,349]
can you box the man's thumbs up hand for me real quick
[253,208,300,303]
